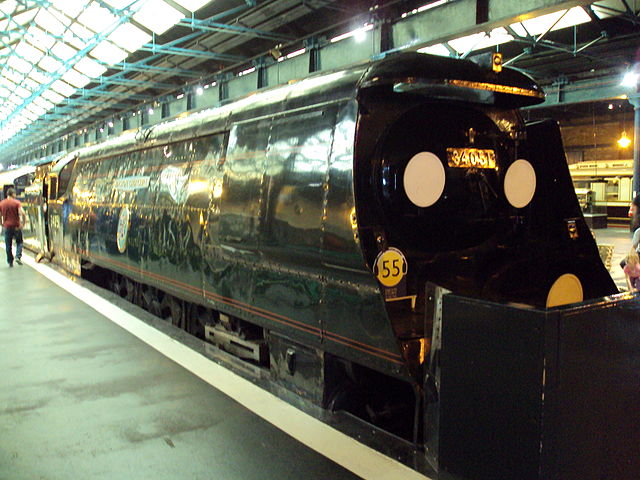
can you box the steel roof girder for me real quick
[179,17,293,43]
[393,0,596,52]
[139,43,244,62]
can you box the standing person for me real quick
[0,187,26,267]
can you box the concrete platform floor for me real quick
[0,259,368,480]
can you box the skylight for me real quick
[0,0,217,148]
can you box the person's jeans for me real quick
[4,227,23,265]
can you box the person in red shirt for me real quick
[0,187,26,267]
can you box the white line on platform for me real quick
[21,254,431,480]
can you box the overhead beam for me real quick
[393,0,596,51]
[529,74,629,108]
[178,18,293,43]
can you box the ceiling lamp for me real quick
[617,131,631,148]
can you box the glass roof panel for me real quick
[50,0,86,18]
[0,1,18,15]
[62,69,91,88]
[174,0,212,12]
[15,42,43,63]
[7,56,33,74]
[4,69,23,84]
[26,26,56,51]
[33,97,54,111]
[14,85,31,98]
[134,0,183,35]
[0,87,10,98]
[75,57,108,77]
[90,40,128,65]
[109,23,152,52]
[51,80,76,97]
[42,89,65,104]
[28,69,51,85]
[38,55,63,73]
[51,42,78,61]
[104,0,139,9]
[34,9,67,36]
[77,2,118,33]
[417,44,451,57]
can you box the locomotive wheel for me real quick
[123,277,137,304]
[187,305,214,339]
[140,285,162,317]
[160,295,184,329]
[326,380,368,419]
[109,273,124,297]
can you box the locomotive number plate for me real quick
[447,148,496,169]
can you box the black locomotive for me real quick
[21,53,638,479]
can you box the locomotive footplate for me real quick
[425,290,640,480]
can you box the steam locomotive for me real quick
[20,53,638,479]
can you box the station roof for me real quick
[0,0,639,165]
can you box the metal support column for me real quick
[305,37,324,74]
[254,56,270,89]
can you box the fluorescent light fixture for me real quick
[38,55,63,73]
[402,0,450,18]
[51,80,76,97]
[75,57,108,77]
[285,48,306,59]
[77,3,118,33]
[175,0,212,11]
[62,69,91,88]
[134,0,183,35]
[108,23,152,53]
[238,66,256,77]
[622,71,639,87]
[330,24,373,43]
[91,40,128,65]
[51,42,78,61]
[417,43,451,57]
[196,86,204,95]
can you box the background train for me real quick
[13,52,637,479]
[568,158,638,229]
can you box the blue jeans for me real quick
[4,227,23,265]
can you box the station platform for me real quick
[0,226,633,480]
[0,254,425,480]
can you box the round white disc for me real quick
[403,152,446,208]
[504,159,536,208]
